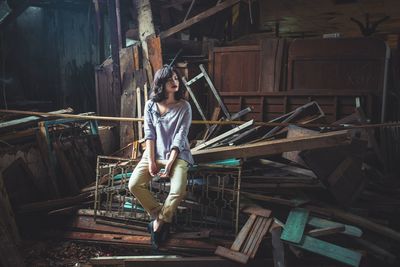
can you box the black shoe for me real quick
[147,220,160,250]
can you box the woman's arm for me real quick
[144,101,159,176]
[146,139,158,176]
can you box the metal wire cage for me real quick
[94,156,242,233]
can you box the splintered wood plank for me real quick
[245,217,267,256]
[241,216,262,255]
[281,208,309,244]
[307,216,362,237]
[231,214,257,251]
[293,235,362,267]
[193,130,351,163]
[160,0,241,39]
[241,206,272,218]
[215,246,249,264]
[308,225,345,237]
[250,218,273,259]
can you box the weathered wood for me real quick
[17,192,93,213]
[0,173,20,244]
[107,0,122,95]
[281,208,309,244]
[282,125,319,166]
[241,206,272,218]
[249,218,272,259]
[137,86,143,140]
[36,123,61,197]
[160,0,241,39]
[243,216,262,255]
[307,216,362,237]
[62,231,216,252]
[125,256,274,267]
[308,226,345,237]
[231,214,257,251]
[306,205,400,242]
[91,255,180,266]
[0,108,73,132]
[192,120,254,151]
[53,141,80,195]
[215,246,249,264]
[292,235,362,267]
[193,130,351,163]
[120,79,136,158]
[146,35,163,74]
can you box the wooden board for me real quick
[281,208,309,244]
[293,235,362,267]
[193,130,351,163]
[307,216,362,238]
[231,214,257,251]
[215,246,249,265]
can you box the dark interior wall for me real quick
[1,5,108,112]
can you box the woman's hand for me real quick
[148,161,159,176]
[159,160,174,178]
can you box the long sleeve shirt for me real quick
[143,99,194,165]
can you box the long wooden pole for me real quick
[0,109,400,129]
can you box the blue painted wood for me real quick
[308,216,362,237]
[281,208,309,243]
[293,235,362,267]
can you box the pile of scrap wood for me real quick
[2,97,400,267]
[0,108,106,266]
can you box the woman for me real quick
[128,65,194,249]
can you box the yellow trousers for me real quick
[128,158,188,223]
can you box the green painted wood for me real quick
[293,235,362,267]
[308,216,362,237]
[281,208,309,243]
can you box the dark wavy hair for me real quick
[151,65,186,103]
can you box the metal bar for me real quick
[182,76,209,129]
[192,120,254,151]
[199,64,231,119]
[183,0,196,22]
[185,72,204,86]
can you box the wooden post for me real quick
[93,0,105,63]
[107,0,122,95]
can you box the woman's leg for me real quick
[158,159,189,223]
[128,158,162,219]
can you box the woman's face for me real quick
[165,72,179,94]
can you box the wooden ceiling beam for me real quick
[159,0,241,39]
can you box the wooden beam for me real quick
[192,130,351,163]
[192,120,254,151]
[159,0,241,39]
[107,0,122,95]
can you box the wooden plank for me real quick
[120,79,136,158]
[91,255,180,266]
[192,120,254,151]
[292,235,362,267]
[282,125,319,166]
[125,256,273,267]
[243,216,263,255]
[146,35,163,74]
[193,130,351,163]
[308,226,345,237]
[231,214,257,251]
[137,87,143,140]
[281,208,309,244]
[159,0,241,39]
[307,216,363,237]
[249,218,273,259]
[53,141,80,195]
[241,206,272,218]
[62,231,216,252]
[0,108,73,132]
[215,246,249,265]
[0,173,20,244]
